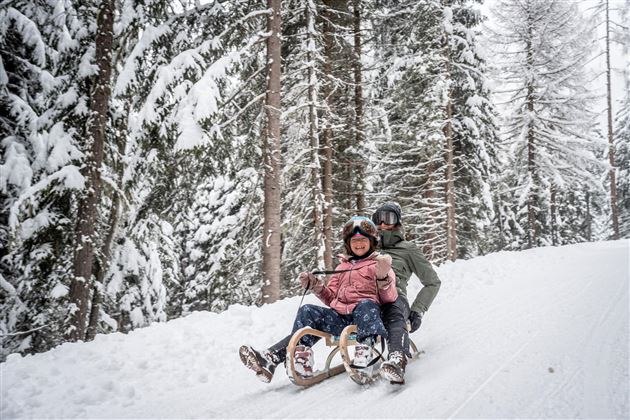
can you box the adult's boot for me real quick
[380,351,407,385]
[239,345,282,383]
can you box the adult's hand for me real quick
[409,310,423,332]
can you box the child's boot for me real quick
[353,341,374,368]
[294,345,314,378]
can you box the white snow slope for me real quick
[2,240,629,419]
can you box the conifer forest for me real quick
[1,0,629,360]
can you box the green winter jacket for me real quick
[378,229,441,314]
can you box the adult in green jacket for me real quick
[372,202,441,384]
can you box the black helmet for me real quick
[372,201,402,226]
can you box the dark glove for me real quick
[409,310,423,333]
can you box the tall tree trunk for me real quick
[86,123,126,340]
[444,98,456,260]
[353,0,366,214]
[605,0,620,240]
[550,184,558,246]
[585,190,592,241]
[525,21,537,249]
[321,1,334,270]
[443,31,457,261]
[86,180,122,339]
[422,162,439,260]
[306,2,325,269]
[67,0,115,341]
[261,0,282,304]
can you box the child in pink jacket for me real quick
[240,216,398,382]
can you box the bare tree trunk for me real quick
[261,0,282,304]
[422,162,438,260]
[86,121,126,340]
[443,36,457,261]
[85,239,109,341]
[306,2,325,269]
[353,0,366,214]
[321,1,334,270]
[605,0,620,240]
[444,100,457,261]
[68,0,114,341]
[526,94,537,249]
[585,190,592,241]
[550,184,557,246]
[525,23,537,249]
[86,186,121,340]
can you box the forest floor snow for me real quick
[2,240,629,419]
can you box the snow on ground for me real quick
[2,240,629,419]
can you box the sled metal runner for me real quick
[286,325,419,387]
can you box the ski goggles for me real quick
[371,210,399,226]
[342,216,378,240]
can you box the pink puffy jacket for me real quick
[315,252,398,315]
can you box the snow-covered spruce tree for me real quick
[613,8,630,238]
[369,0,500,262]
[323,0,367,223]
[0,0,110,357]
[278,0,371,276]
[110,1,269,323]
[279,0,327,293]
[443,0,502,258]
[591,0,629,239]
[316,0,372,258]
[615,92,630,238]
[67,0,116,342]
[368,0,449,263]
[177,170,261,314]
[490,0,606,249]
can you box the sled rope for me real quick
[311,269,354,275]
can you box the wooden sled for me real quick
[286,325,420,387]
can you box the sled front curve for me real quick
[286,327,346,387]
[286,325,422,387]
[339,325,382,385]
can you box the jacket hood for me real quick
[379,229,405,248]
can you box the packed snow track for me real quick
[2,240,628,418]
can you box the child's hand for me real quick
[299,272,322,292]
[375,254,392,280]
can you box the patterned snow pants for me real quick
[268,300,387,360]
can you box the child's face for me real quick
[350,236,370,256]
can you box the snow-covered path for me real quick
[2,241,628,419]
